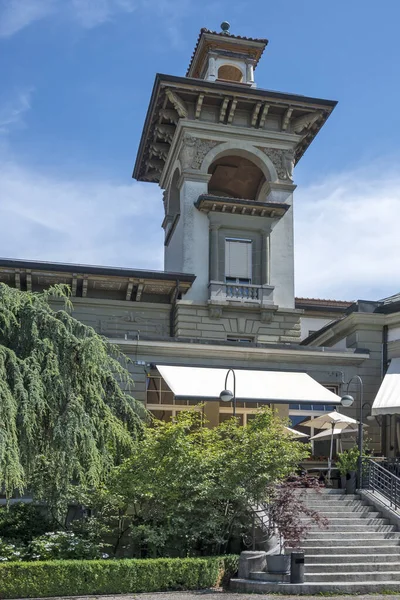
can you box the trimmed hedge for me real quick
[0,555,239,599]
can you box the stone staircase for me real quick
[231,488,400,594]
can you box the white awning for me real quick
[372,358,400,415]
[156,365,341,405]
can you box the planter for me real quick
[266,553,291,574]
[345,471,357,494]
[340,475,347,490]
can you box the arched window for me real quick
[208,155,265,200]
[217,64,243,83]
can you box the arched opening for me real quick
[207,155,266,200]
[168,168,180,216]
[217,64,243,83]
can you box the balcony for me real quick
[208,281,275,307]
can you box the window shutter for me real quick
[225,239,252,279]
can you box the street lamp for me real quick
[340,375,366,488]
[219,368,237,417]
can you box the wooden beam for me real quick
[251,102,262,127]
[82,276,88,298]
[258,103,270,128]
[195,93,205,119]
[165,89,188,118]
[126,279,134,301]
[136,280,144,301]
[219,97,230,123]
[71,274,78,296]
[227,98,238,124]
[282,107,293,131]
[26,270,32,292]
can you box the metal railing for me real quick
[363,458,400,512]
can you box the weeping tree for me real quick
[0,283,146,509]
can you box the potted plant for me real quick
[336,446,359,494]
[264,476,328,574]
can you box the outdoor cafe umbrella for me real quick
[309,423,361,453]
[301,411,359,480]
[284,426,308,439]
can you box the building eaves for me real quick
[295,297,353,312]
[132,73,338,182]
[0,257,196,283]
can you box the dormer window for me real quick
[217,64,243,83]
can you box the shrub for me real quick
[0,539,25,563]
[0,555,238,599]
[27,531,106,561]
[0,504,55,544]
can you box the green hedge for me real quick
[0,555,239,599]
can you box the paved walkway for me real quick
[26,593,400,600]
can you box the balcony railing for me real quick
[209,281,274,306]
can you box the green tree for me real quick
[0,283,146,509]
[93,408,309,557]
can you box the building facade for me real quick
[2,24,398,455]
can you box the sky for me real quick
[1,0,400,301]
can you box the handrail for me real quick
[363,458,400,512]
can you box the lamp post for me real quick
[340,375,366,488]
[219,368,237,417]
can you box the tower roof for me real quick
[187,26,268,78]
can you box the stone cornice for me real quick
[133,73,337,185]
[306,313,386,347]
[113,338,369,366]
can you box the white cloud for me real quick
[0,0,186,38]
[295,166,400,301]
[70,0,136,29]
[0,88,33,134]
[0,160,165,270]
[0,0,55,38]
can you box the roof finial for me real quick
[220,21,230,35]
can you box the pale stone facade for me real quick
[2,24,399,456]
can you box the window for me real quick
[217,64,243,83]
[227,336,253,344]
[225,238,252,284]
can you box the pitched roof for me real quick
[187,27,268,77]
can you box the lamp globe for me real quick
[340,394,355,408]
[220,389,234,403]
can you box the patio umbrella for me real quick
[284,427,308,439]
[309,424,361,453]
[301,411,359,481]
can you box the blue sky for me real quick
[1,0,400,300]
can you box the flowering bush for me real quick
[0,538,25,562]
[27,531,107,561]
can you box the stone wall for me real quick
[52,297,171,340]
[174,301,302,343]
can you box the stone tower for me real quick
[133,24,336,340]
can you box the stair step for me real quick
[308,524,394,532]
[304,531,400,540]
[303,545,400,554]
[230,578,400,595]
[306,562,400,573]
[306,553,400,563]
[303,511,381,518]
[303,539,400,549]
[306,571,400,583]
[298,489,346,494]
[304,501,368,508]
[306,517,388,524]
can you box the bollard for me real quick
[290,551,305,583]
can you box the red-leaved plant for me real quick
[264,475,329,552]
